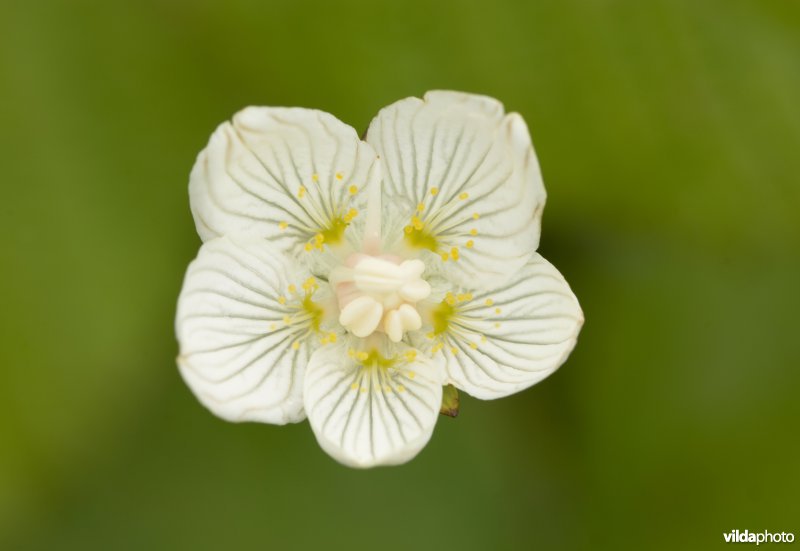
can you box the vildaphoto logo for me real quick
[723,530,795,545]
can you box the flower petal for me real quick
[365,90,546,288]
[190,107,381,255]
[176,234,330,424]
[304,345,443,468]
[414,253,582,400]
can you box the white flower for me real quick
[176,91,583,468]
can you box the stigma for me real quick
[331,254,431,342]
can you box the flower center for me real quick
[331,254,431,342]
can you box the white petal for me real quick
[175,234,325,424]
[365,90,546,288]
[304,344,443,468]
[190,107,381,255]
[415,253,582,400]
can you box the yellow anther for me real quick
[350,383,359,390]
[445,292,457,306]
[416,202,425,212]
[344,208,359,222]
[466,240,474,249]
[470,228,478,236]
[457,293,469,302]
[472,213,480,220]
[278,296,287,305]
[356,351,369,361]
[407,371,416,379]
[495,307,502,314]
[314,233,324,245]
[469,342,478,349]
[440,252,449,262]
[411,216,424,230]
[404,225,414,234]
[278,221,289,231]
[297,186,306,198]
[304,243,313,252]
[426,331,435,339]
[450,247,460,261]
[450,346,458,354]
[288,284,297,294]
[485,298,494,306]
[397,385,406,393]
[431,342,444,353]
[458,192,469,200]
[430,187,439,196]
[312,174,319,182]
[405,350,417,361]
[348,185,358,195]
[327,332,337,343]
[335,172,343,180]
[291,341,300,350]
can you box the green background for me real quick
[2,0,798,549]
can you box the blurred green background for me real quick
[2,0,798,549]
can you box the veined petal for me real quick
[413,253,582,400]
[365,90,546,288]
[176,234,333,424]
[190,107,381,255]
[304,345,443,468]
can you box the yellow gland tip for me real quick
[297,186,306,198]
[430,187,439,196]
[278,221,289,230]
[458,192,469,200]
[335,172,343,180]
[450,247,460,261]
[348,185,358,195]
[288,284,297,294]
[311,173,319,182]
[466,240,474,248]
[472,213,480,220]
[416,202,425,212]
[278,296,287,305]
[485,298,494,306]
[291,341,300,350]
[470,228,478,236]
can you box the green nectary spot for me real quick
[361,350,396,368]
[302,295,323,332]
[404,227,438,251]
[431,300,455,335]
[320,217,348,244]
